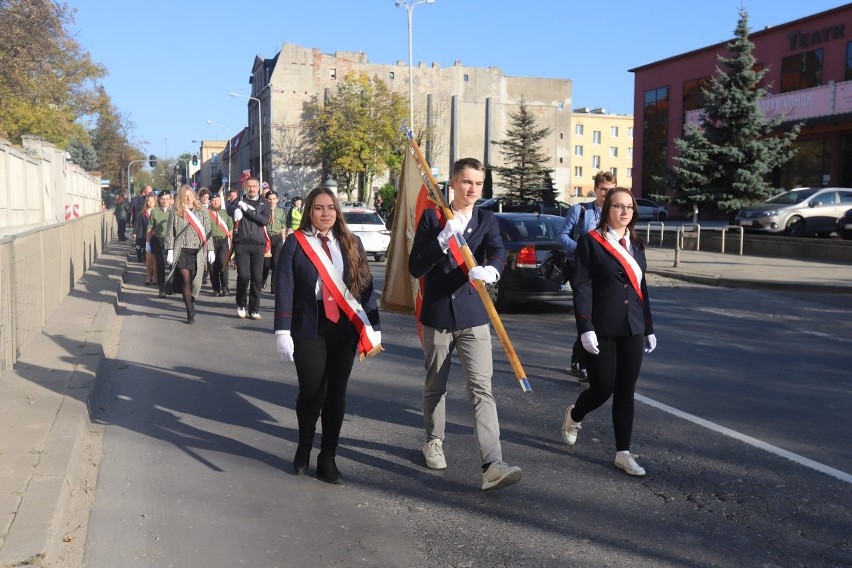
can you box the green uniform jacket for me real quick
[149,206,171,239]
[208,208,234,238]
[268,208,287,236]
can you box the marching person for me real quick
[131,185,155,261]
[147,191,172,298]
[408,157,522,492]
[560,187,657,477]
[557,171,617,382]
[136,193,157,285]
[114,192,130,241]
[164,185,214,324]
[232,177,271,320]
[274,186,381,484]
[207,193,233,297]
[262,191,287,293]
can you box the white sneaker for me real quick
[561,405,581,446]
[422,439,447,470]
[614,450,646,476]
[481,461,522,491]
[249,312,262,320]
[236,306,247,319]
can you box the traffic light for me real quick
[191,154,199,166]
[149,154,157,167]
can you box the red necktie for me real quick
[318,235,340,323]
[619,237,627,250]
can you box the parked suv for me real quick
[734,187,852,236]
[341,207,390,261]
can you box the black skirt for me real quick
[176,247,200,270]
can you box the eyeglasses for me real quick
[612,204,635,212]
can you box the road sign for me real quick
[100,179,110,187]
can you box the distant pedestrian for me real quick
[560,187,657,477]
[164,185,214,324]
[136,193,157,285]
[147,191,172,297]
[408,157,522,491]
[556,170,616,382]
[207,193,233,297]
[374,194,384,220]
[114,192,130,241]
[131,185,154,260]
[274,185,381,483]
[262,191,287,292]
[284,196,303,238]
[232,177,271,320]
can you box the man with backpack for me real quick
[556,171,617,382]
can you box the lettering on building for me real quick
[787,24,845,51]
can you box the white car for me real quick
[635,198,668,221]
[341,207,390,261]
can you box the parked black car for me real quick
[485,213,572,311]
[478,197,571,217]
[838,208,852,239]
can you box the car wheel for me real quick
[840,229,852,240]
[815,231,832,238]
[657,211,667,222]
[785,216,806,237]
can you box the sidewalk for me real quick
[0,240,851,566]
[644,246,852,294]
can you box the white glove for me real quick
[145,242,152,254]
[468,265,499,284]
[580,331,600,355]
[238,200,248,211]
[166,250,174,265]
[644,333,657,353]
[437,217,466,249]
[233,208,243,222]
[207,250,216,264]
[276,330,294,362]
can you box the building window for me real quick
[628,127,634,138]
[781,48,824,92]
[575,124,584,135]
[559,157,563,164]
[330,68,337,80]
[574,166,583,177]
[559,133,564,139]
[610,126,619,137]
[574,145,583,156]
[592,155,601,169]
[389,71,395,79]
[609,147,618,158]
[463,74,469,82]
[574,187,583,197]
[642,86,669,195]
[627,167,633,178]
[683,76,711,112]
[592,131,601,144]
[847,42,852,81]
[610,167,617,177]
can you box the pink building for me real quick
[630,5,852,201]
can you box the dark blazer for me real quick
[572,231,654,339]
[273,231,380,341]
[234,196,271,246]
[408,207,506,330]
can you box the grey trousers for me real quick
[422,324,502,465]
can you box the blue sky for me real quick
[68,0,845,159]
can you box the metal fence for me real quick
[0,211,114,373]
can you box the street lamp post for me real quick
[207,120,233,195]
[229,92,263,186]
[395,0,435,129]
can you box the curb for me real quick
[0,243,125,567]
[647,267,848,294]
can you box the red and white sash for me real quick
[293,230,383,358]
[589,230,644,302]
[209,209,232,248]
[185,209,207,246]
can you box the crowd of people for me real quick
[116,163,656,489]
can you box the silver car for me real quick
[734,187,852,237]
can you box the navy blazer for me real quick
[572,231,654,339]
[408,207,506,330]
[273,232,380,340]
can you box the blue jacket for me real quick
[408,207,506,330]
[273,233,380,341]
[557,201,600,257]
[572,231,654,339]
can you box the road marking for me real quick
[635,393,852,485]
[801,329,852,344]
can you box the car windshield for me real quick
[766,188,818,205]
[343,211,383,225]
[500,216,564,241]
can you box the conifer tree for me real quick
[662,8,800,220]
[491,98,553,200]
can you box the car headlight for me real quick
[760,209,780,217]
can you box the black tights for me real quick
[179,268,195,315]
[572,334,644,451]
[292,312,356,453]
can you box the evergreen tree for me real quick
[491,98,553,200]
[68,136,98,171]
[662,8,800,220]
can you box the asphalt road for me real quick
[83,261,852,567]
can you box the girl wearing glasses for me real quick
[560,187,657,477]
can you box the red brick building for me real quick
[630,4,852,201]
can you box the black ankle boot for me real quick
[293,442,311,475]
[316,451,341,484]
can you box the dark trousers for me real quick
[293,310,357,452]
[235,242,265,312]
[262,235,284,291]
[210,237,230,293]
[117,219,128,240]
[150,236,166,293]
[571,336,585,368]
[572,334,644,451]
